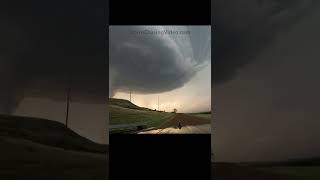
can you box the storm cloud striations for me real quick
[109,26,211,97]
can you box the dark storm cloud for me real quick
[214,0,315,84]
[0,1,107,113]
[213,0,320,162]
[109,26,210,97]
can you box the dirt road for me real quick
[213,163,306,180]
[159,113,210,128]
[139,113,211,134]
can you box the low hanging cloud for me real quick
[109,26,211,97]
[214,0,316,84]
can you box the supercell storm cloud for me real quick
[109,26,211,97]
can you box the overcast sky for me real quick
[213,0,320,162]
[110,26,211,113]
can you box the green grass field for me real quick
[258,166,320,180]
[188,112,211,120]
[109,98,176,130]
[190,113,211,120]
[109,98,150,110]
[109,105,175,127]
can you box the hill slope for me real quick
[109,98,175,133]
[0,114,107,153]
[109,105,174,126]
[0,114,108,180]
[109,98,150,111]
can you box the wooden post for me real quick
[65,85,70,128]
[130,88,132,102]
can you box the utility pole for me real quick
[65,86,70,128]
[129,88,132,102]
[158,95,159,111]
[65,75,71,129]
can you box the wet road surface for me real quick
[140,113,211,134]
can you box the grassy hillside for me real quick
[109,98,150,111]
[189,112,212,120]
[0,138,108,180]
[110,105,174,127]
[0,114,107,153]
[109,98,175,133]
[0,114,108,180]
